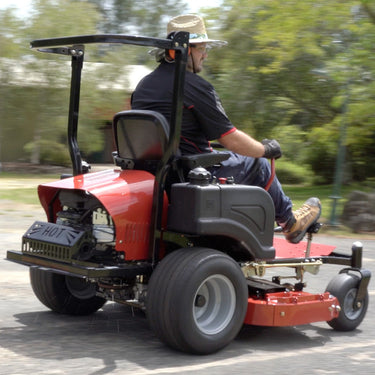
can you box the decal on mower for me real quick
[24,221,86,246]
[21,221,93,262]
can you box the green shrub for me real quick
[274,160,313,185]
[24,139,70,166]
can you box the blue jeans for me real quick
[208,151,293,224]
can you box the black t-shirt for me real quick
[131,61,236,155]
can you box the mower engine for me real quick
[55,190,116,259]
[22,189,120,265]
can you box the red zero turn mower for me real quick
[6,33,371,355]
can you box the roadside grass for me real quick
[0,172,370,214]
[0,187,40,206]
[1,171,374,238]
[0,172,61,206]
[284,184,343,220]
[280,183,375,237]
[284,183,374,219]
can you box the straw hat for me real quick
[149,14,226,60]
[167,14,226,47]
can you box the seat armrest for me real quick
[179,152,230,170]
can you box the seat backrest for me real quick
[112,110,170,171]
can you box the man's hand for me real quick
[262,139,282,159]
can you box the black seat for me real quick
[112,110,170,173]
[112,109,230,176]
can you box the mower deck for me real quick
[242,236,347,327]
[245,290,340,326]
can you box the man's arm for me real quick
[218,129,266,158]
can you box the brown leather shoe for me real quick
[283,197,322,244]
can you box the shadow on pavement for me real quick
[0,301,362,375]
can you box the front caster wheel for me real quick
[30,268,106,315]
[146,248,248,354]
[325,272,369,331]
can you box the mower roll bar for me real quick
[30,33,190,176]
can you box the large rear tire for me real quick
[326,272,368,331]
[146,248,248,354]
[30,268,106,315]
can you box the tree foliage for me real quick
[0,0,187,164]
[205,0,375,182]
[1,0,374,183]
[88,0,187,36]
[0,0,103,165]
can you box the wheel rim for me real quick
[343,287,363,320]
[193,274,236,335]
[65,276,97,299]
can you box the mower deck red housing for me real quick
[245,291,339,326]
[244,238,339,327]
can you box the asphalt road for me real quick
[1,201,374,375]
